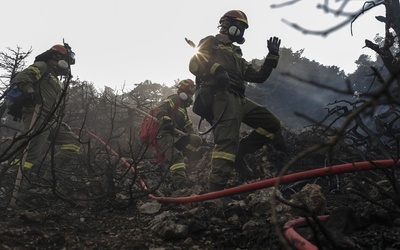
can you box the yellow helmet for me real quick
[177,79,195,95]
[219,10,249,28]
[219,10,248,44]
[50,44,75,65]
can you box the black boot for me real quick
[235,130,282,178]
[42,166,54,182]
[171,170,192,190]
[272,132,287,152]
[234,155,254,179]
[54,154,72,170]
[53,151,77,175]
[25,164,43,183]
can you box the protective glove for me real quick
[201,138,214,148]
[160,118,174,133]
[267,36,281,56]
[214,67,230,88]
[26,91,42,106]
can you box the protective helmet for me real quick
[50,44,76,65]
[219,10,249,28]
[177,79,195,95]
[219,10,248,44]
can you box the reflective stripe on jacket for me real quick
[156,94,195,134]
[15,61,62,113]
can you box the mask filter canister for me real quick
[58,60,69,70]
[179,92,188,101]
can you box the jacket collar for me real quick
[216,33,232,45]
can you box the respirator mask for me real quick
[179,92,193,106]
[57,51,75,75]
[227,20,247,44]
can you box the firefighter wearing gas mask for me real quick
[155,79,202,190]
[189,10,287,192]
[11,44,80,174]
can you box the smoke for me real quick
[247,77,346,131]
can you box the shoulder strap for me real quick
[34,65,50,85]
[34,72,48,86]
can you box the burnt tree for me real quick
[364,0,400,87]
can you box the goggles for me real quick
[232,20,248,31]
[182,85,195,95]
[68,51,76,65]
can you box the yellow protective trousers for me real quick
[209,90,282,186]
[17,109,80,167]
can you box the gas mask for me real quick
[58,60,69,70]
[56,51,75,76]
[227,20,247,44]
[179,92,193,106]
[55,59,70,76]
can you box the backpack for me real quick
[139,96,182,143]
[138,97,183,162]
[4,85,25,121]
[138,108,159,148]
[4,71,48,121]
[191,36,223,125]
[138,97,183,146]
[138,108,167,163]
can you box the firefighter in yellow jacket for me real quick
[155,79,202,190]
[189,10,286,192]
[11,44,80,174]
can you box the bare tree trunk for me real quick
[364,0,400,87]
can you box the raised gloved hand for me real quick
[160,118,174,133]
[214,67,230,88]
[26,91,42,106]
[267,36,281,56]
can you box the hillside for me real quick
[1,129,399,249]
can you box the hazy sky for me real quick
[1,1,384,91]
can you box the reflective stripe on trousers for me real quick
[170,162,185,171]
[11,159,34,169]
[61,144,81,152]
[211,150,236,162]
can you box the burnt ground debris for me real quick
[0,129,400,249]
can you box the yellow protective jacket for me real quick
[189,34,279,95]
[15,61,62,114]
[156,94,195,135]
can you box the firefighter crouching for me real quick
[155,79,202,190]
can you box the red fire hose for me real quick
[74,128,400,203]
[283,215,329,250]
[151,159,400,203]
[73,128,154,195]
[74,128,400,249]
